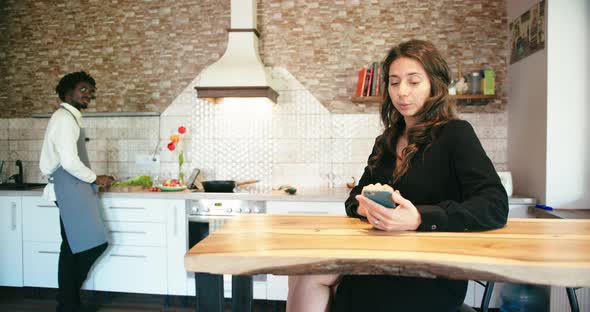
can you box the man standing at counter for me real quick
[40,71,113,312]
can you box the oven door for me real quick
[188,215,233,247]
[187,215,267,300]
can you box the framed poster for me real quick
[509,0,545,64]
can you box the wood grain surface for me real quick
[185,215,590,287]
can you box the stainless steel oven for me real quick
[186,199,267,299]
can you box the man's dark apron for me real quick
[52,108,107,254]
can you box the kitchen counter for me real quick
[1,187,536,205]
[531,207,590,219]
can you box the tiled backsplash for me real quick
[0,67,508,191]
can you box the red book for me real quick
[355,67,368,97]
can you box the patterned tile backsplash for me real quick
[0,67,508,191]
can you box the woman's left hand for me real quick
[356,190,422,231]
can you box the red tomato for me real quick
[178,126,186,134]
[167,142,176,151]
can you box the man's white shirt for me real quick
[39,103,96,202]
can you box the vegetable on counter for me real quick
[278,185,297,195]
[111,175,153,188]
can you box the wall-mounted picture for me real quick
[509,0,545,64]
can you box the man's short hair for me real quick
[55,71,96,102]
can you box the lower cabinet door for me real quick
[23,241,92,289]
[93,245,167,294]
[266,274,288,301]
[222,274,267,300]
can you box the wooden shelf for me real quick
[351,94,497,103]
[451,94,497,100]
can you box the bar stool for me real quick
[479,281,581,312]
[458,281,495,312]
[566,287,581,312]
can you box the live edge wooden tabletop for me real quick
[184,214,590,288]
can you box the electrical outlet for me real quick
[135,154,160,166]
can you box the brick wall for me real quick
[0,0,507,117]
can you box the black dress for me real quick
[332,120,508,312]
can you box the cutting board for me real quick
[101,185,149,192]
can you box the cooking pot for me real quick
[202,179,259,193]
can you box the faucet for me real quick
[9,160,23,184]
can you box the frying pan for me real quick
[202,179,259,193]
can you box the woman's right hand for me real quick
[356,190,422,231]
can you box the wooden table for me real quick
[185,214,590,311]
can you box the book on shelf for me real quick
[355,62,384,98]
[355,66,368,97]
[364,68,373,96]
[370,62,378,96]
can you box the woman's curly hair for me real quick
[55,71,96,101]
[369,40,457,182]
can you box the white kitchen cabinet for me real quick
[20,196,93,289]
[22,241,93,289]
[266,274,289,301]
[104,221,166,247]
[266,201,346,216]
[101,198,167,222]
[23,241,60,288]
[22,196,61,288]
[92,197,176,295]
[22,196,60,242]
[93,245,167,294]
[165,200,190,296]
[0,196,23,287]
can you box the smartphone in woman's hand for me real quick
[363,190,396,208]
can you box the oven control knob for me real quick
[192,206,199,213]
[226,208,233,213]
[203,208,210,212]
[254,208,260,213]
[244,208,251,213]
[236,208,242,213]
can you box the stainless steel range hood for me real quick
[195,0,278,103]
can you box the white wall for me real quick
[545,0,590,208]
[507,0,548,203]
[508,0,590,208]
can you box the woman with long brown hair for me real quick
[287,39,508,312]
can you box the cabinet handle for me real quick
[108,206,146,210]
[11,202,17,231]
[174,205,178,236]
[36,205,56,208]
[110,254,147,258]
[287,211,328,215]
[108,230,147,234]
[38,251,60,254]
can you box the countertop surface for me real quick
[1,186,537,205]
[531,207,590,219]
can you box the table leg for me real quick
[195,273,224,312]
[232,275,253,312]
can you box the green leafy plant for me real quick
[111,175,153,188]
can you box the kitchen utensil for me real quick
[467,72,482,94]
[186,168,201,189]
[202,180,259,193]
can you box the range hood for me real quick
[195,0,278,103]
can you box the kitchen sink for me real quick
[0,183,46,190]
